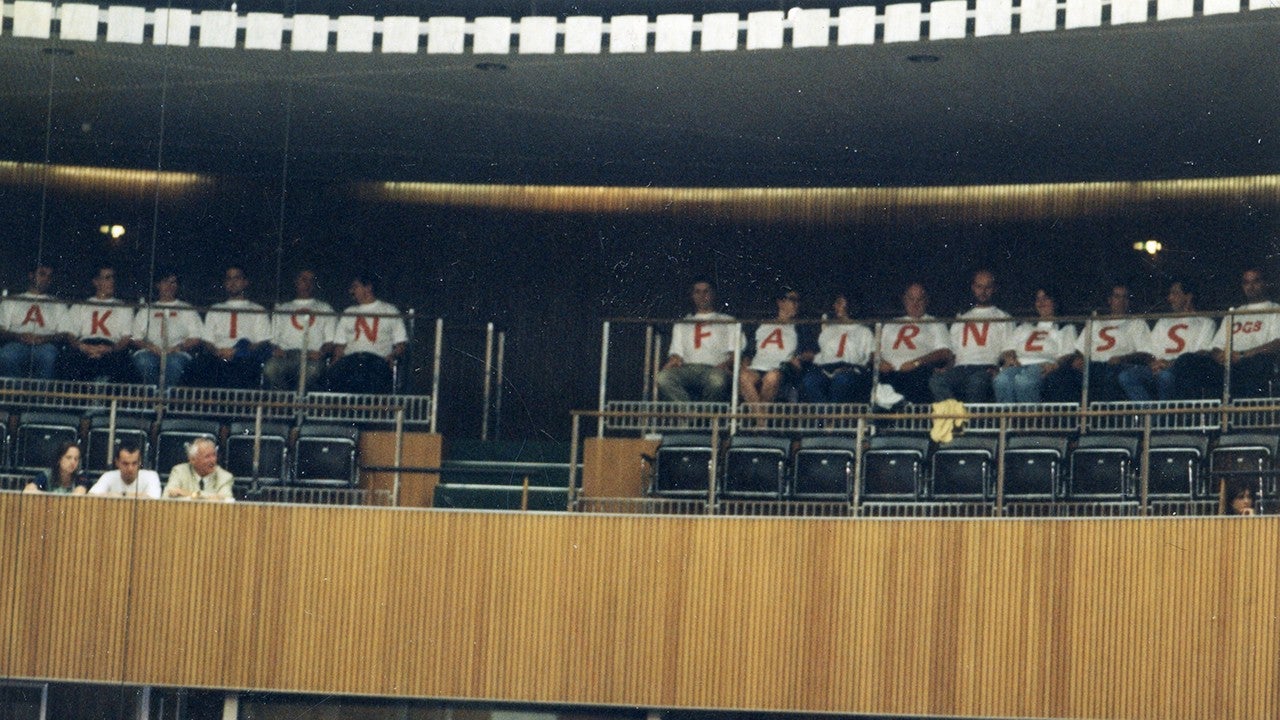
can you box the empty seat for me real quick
[15,411,81,472]
[1068,435,1139,499]
[722,435,791,498]
[226,421,291,487]
[1209,433,1278,500]
[1001,436,1068,500]
[294,424,359,487]
[155,418,222,476]
[792,436,859,500]
[84,414,153,474]
[651,433,714,497]
[931,435,997,500]
[1146,434,1208,498]
[860,434,929,501]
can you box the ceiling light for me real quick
[907,54,940,63]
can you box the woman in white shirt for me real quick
[739,289,812,404]
[993,287,1079,403]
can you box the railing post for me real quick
[430,318,443,435]
[995,416,1008,516]
[481,322,494,441]
[295,317,311,399]
[642,324,654,401]
[729,323,743,436]
[105,398,118,469]
[250,405,264,497]
[851,417,866,515]
[392,407,404,507]
[568,413,581,511]
[870,322,884,407]
[1139,413,1152,515]
[1080,315,1093,429]
[1222,310,1234,411]
[707,420,720,514]
[598,321,611,439]
[494,330,505,440]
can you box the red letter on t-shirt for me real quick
[290,312,315,331]
[693,323,711,349]
[228,313,239,339]
[835,334,848,359]
[760,328,784,349]
[1025,331,1048,353]
[1164,324,1188,354]
[20,305,45,328]
[961,322,989,348]
[355,316,380,342]
[1095,326,1117,352]
[892,325,920,350]
[90,310,112,337]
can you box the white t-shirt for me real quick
[1076,317,1150,361]
[335,300,408,358]
[1004,322,1079,365]
[272,298,336,352]
[747,322,797,372]
[667,312,741,366]
[879,315,951,368]
[0,293,67,338]
[1212,302,1280,353]
[62,297,134,343]
[813,323,874,366]
[1146,316,1217,360]
[949,306,1012,366]
[131,300,204,348]
[204,299,270,349]
[89,469,162,498]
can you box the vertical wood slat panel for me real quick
[3,493,1279,719]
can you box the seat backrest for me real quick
[727,435,792,454]
[1006,435,1069,457]
[797,435,860,453]
[868,434,930,455]
[933,435,996,456]
[1074,434,1139,457]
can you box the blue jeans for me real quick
[1117,364,1175,401]
[802,364,871,403]
[0,341,59,379]
[993,364,1048,403]
[131,349,192,388]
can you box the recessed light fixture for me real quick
[475,62,508,71]
[907,54,940,63]
[41,47,75,56]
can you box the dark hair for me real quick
[352,272,382,294]
[690,275,716,292]
[46,441,81,489]
[154,267,180,285]
[1170,277,1198,299]
[115,439,142,459]
[773,286,799,302]
[30,262,53,275]
[1225,483,1257,516]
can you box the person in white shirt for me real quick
[802,291,874,404]
[327,272,408,394]
[739,288,813,405]
[876,282,953,405]
[930,269,1012,403]
[1117,278,1218,400]
[993,286,1079,403]
[88,441,161,499]
[655,278,741,402]
[1061,284,1151,402]
[58,264,134,382]
[1210,267,1280,398]
[130,270,205,387]
[263,269,336,391]
[187,265,272,388]
[0,263,66,379]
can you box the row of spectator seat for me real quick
[650,431,1278,502]
[0,411,360,489]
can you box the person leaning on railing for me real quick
[23,441,90,495]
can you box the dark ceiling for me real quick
[0,9,1276,187]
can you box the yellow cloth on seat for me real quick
[930,399,969,444]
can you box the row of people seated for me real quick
[649,430,1273,512]
[23,439,233,500]
[656,268,1280,407]
[0,263,407,394]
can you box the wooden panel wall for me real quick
[1,493,1277,719]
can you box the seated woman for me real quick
[739,288,813,405]
[803,292,874,404]
[23,441,89,495]
[993,287,1079,403]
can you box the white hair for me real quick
[186,437,217,459]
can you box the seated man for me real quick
[877,282,953,405]
[656,277,740,402]
[59,264,134,382]
[930,270,1011,403]
[1117,278,1217,400]
[164,437,234,502]
[88,441,161,498]
[263,269,335,391]
[1061,284,1150,402]
[186,265,272,388]
[0,263,66,379]
[130,270,205,387]
[1210,267,1280,398]
[328,273,407,394]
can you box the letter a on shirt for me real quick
[760,327,784,349]
[21,305,45,329]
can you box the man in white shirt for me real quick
[1210,267,1280,398]
[877,282,953,405]
[1117,278,1218,400]
[164,437,235,502]
[656,278,741,402]
[930,269,1011,403]
[89,441,161,498]
[59,264,134,382]
[130,270,205,387]
[187,265,272,388]
[327,272,408,394]
[263,269,336,391]
[0,263,66,379]
[1066,284,1151,402]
